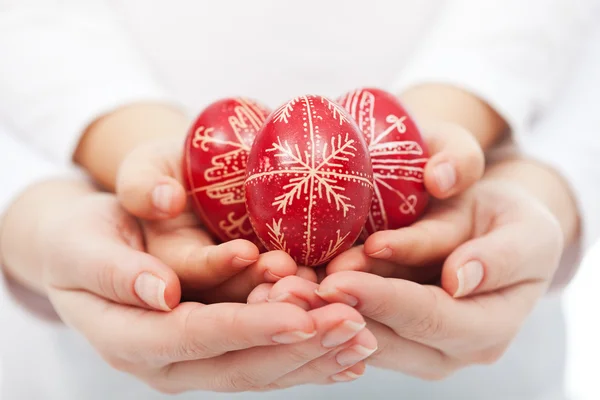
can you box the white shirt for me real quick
[1,1,600,399]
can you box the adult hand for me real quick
[39,192,377,393]
[250,180,564,379]
[116,137,311,303]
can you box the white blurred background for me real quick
[564,241,600,400]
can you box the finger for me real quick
[116,138,187,220]
[326,245,442,283]
[441,212,563,298]
[365,319,460,381]
[146,231,260,293]
[272,329,375,388]
[200,250,297,303]
[266,275,327,310]
[247,283,273,304]
[49,289,317,368]
[363,198,472,266]
[296,266,319,282]
[46,234,181,311]
[422,122,484,199]
[163,303,371,392]
[316,271,543,353]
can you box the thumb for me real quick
[116,138,187,220]
[422,122,485,199]
[48,236,182,311]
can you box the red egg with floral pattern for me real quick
[182,97,270,248]
[244,95,374,267]
[337,87,429,236]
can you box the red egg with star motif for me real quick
[337,87,429,236]
[244,95,374,267]
[182,97,270,248]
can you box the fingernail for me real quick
[433,162,457,193]
[264,270,284,282]
[366,247,392,259]
[232,256,256,269]
[315,288,358,307]
[134,272,170,311]
[268,292,310,310]
[322,320,366,348]
[331,370,363,382]
[152,184,174,213]
[272,330,317,344]
[454,260,484,298]
[336,344,377,366]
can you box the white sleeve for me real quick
[0,127,78,217]
[392,0,600,138]
[520,26,600,258]
[0,0,176,167]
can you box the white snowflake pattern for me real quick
[246,95,373,265]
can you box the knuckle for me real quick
[284,344,316,365]
[404,288,446,340]
[178,306,215,358]
[216,368,261,392]
[96,263,124,303]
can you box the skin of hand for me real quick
[115,136,312,303]
[0,179,379,392]
[248,157,579,380]
[77,95,488,301]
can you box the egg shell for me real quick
[337,87,429,235]
[182,97,270,247]
[244,94,374,267]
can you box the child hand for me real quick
[116,137,311,303]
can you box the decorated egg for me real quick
[336,87,429,235]
[182,97,270,247]
[244,95,374,267]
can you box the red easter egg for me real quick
[182,97,270,247]
[245,95,374,267]
[337,87,429,235]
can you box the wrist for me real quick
[399,84,508,150]
[73,103,189,191]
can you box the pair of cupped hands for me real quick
[41,122,564,395]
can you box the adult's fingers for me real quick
[162,303,373,392]
[326,245,442,283]
[363,197,472,266]
[441,204,563,298]
[200,251,298,303]
[316,271,544,354]
[44,200,181,311]
[116,138,187,220]
[49,289,317,370]
[271,329,374,388]
[365,319,460,381]
[421,122,484,199]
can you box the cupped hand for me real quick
[40,192,377,393]
[116,137,309,303]
[251,180,564,379]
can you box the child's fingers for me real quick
[146,229,260,293]
[422,122,484,199]
[266,276,326,310]
[116,138,187,220]
[200,251,298,303]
